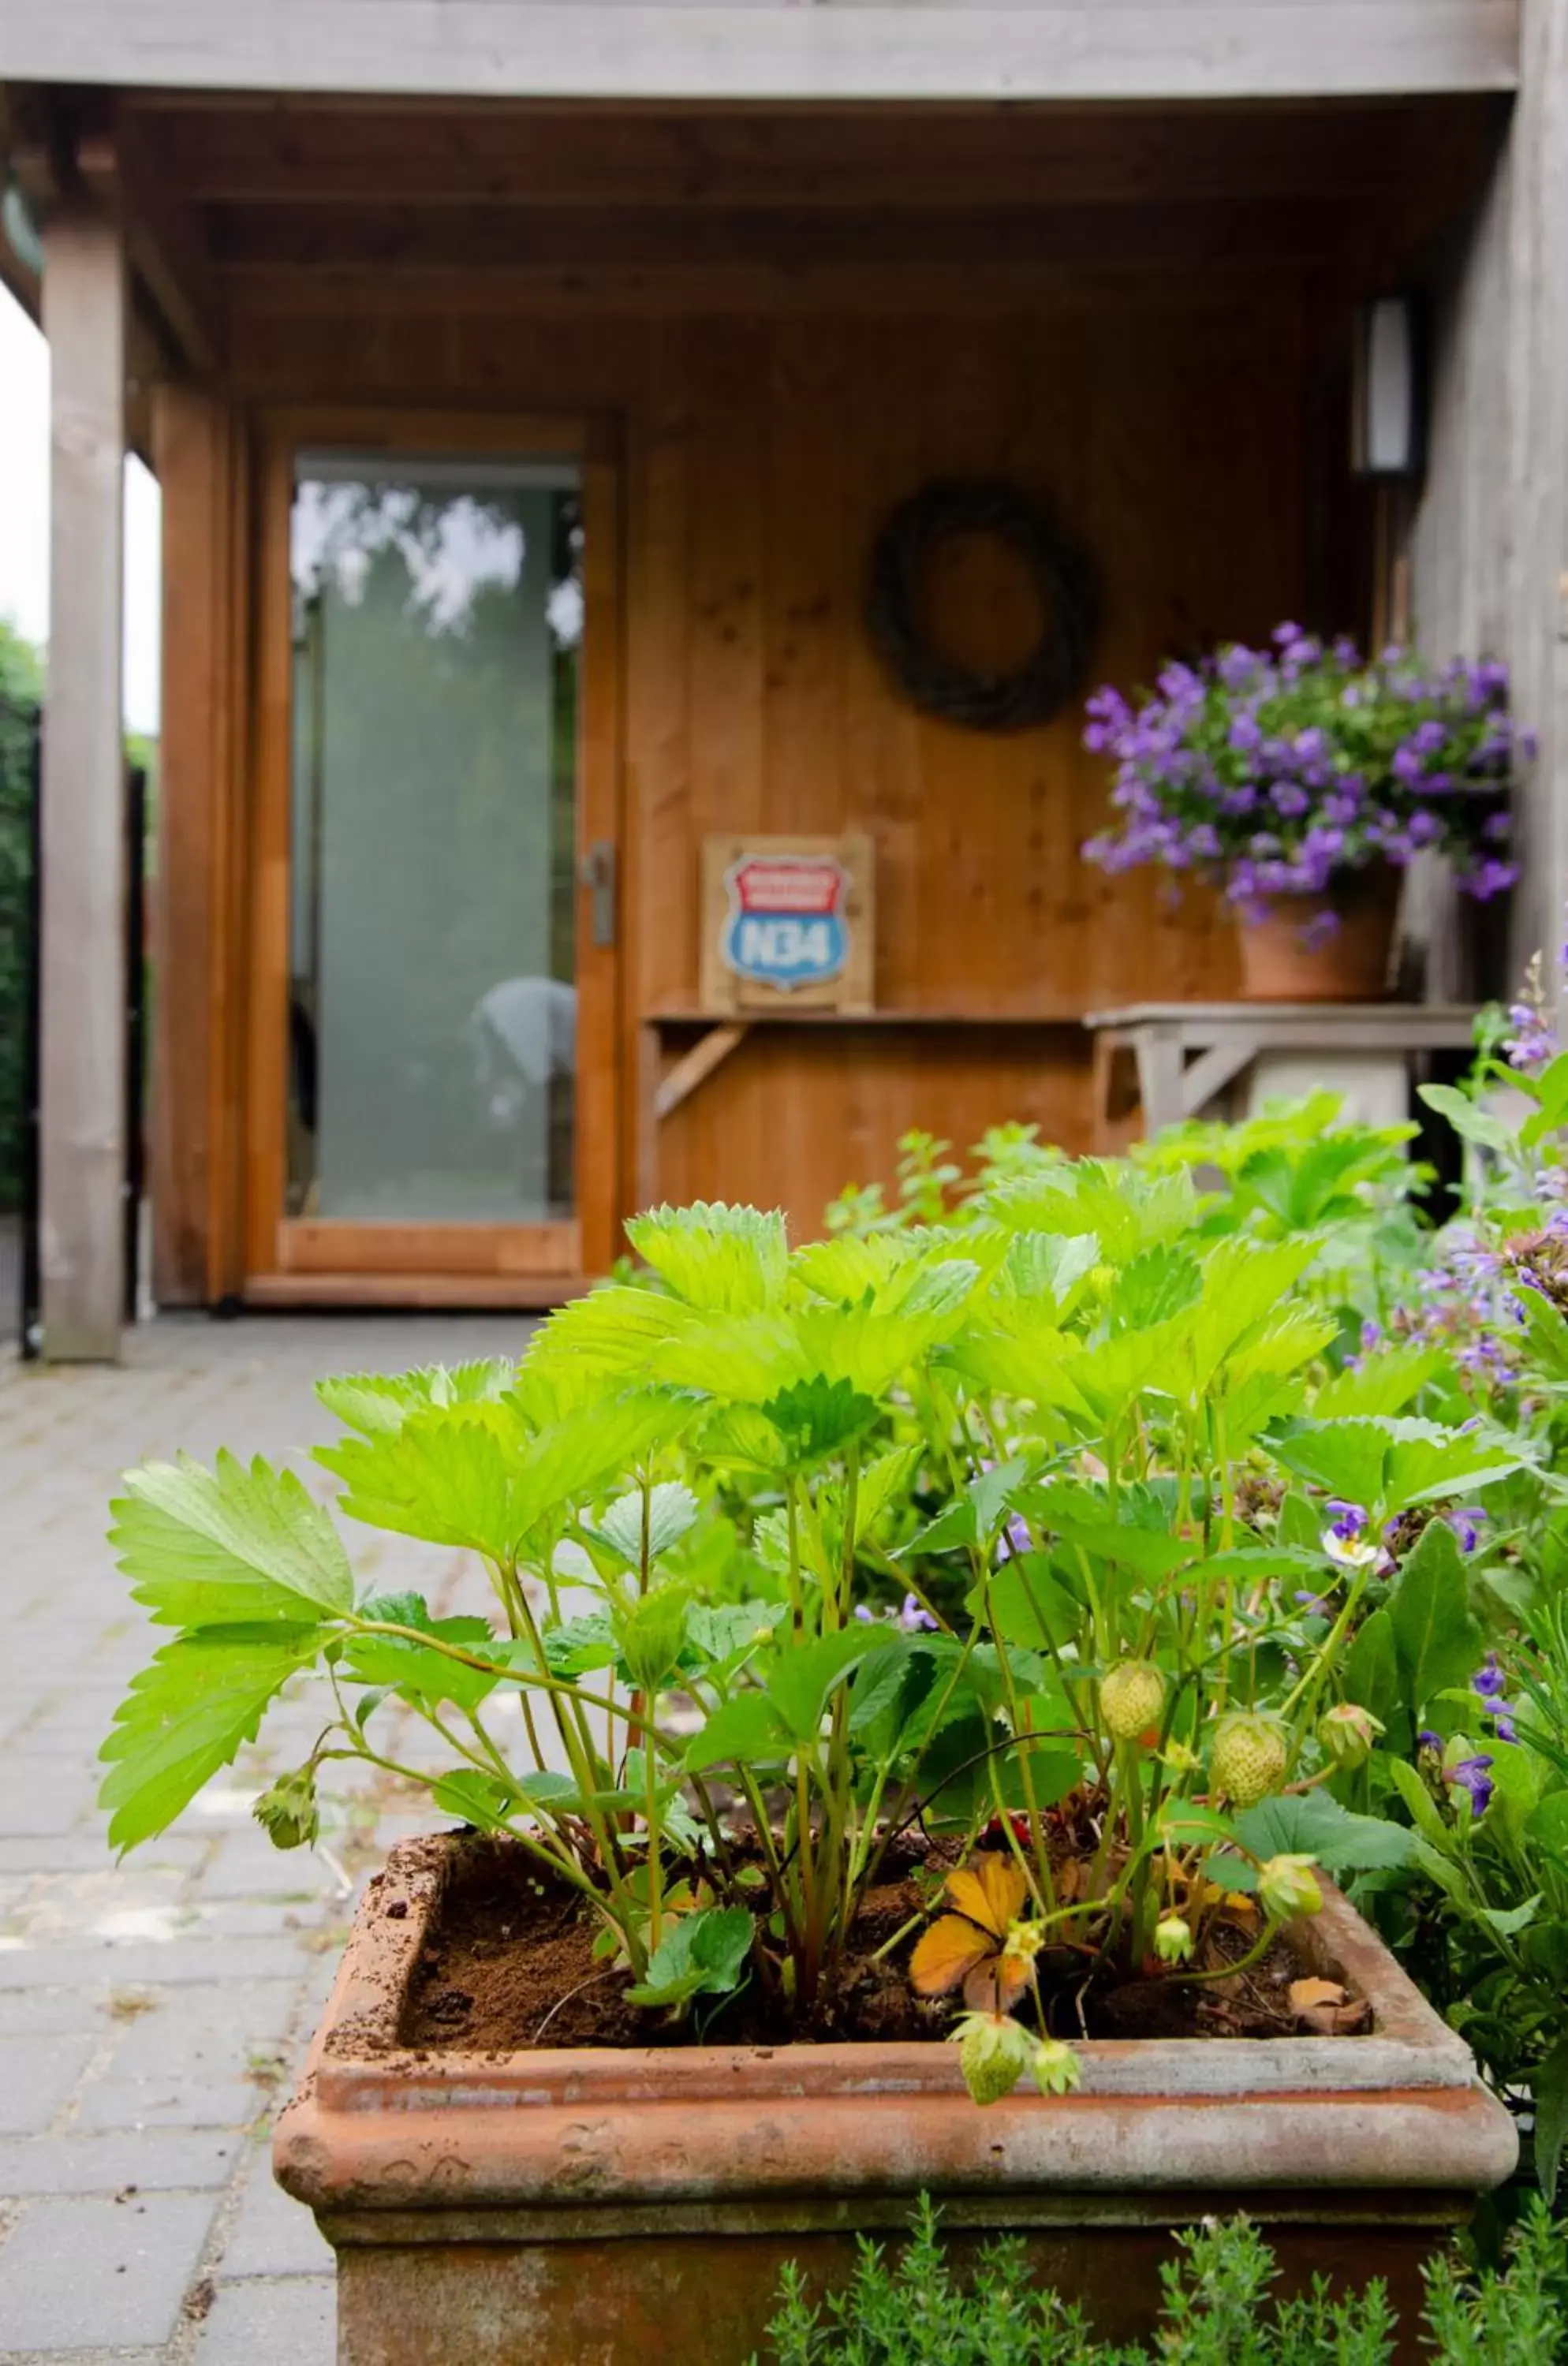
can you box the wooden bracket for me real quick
[654,1023,749,1121]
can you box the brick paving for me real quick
[0,1313,532,2364]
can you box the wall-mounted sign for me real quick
[700,833,875,1013]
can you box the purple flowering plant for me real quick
[1081,626,1528,918]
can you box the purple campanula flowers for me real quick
[1469,856,1521,901]
[1080,633,1526,912]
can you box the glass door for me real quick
[246,424,619,1300]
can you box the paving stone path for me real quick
[0,1314,532,2364]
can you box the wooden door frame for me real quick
[241,404,623,1307]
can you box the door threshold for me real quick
[243,1272,592,1312]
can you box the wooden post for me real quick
[149,383,247,1309]
[1411,0,1568,998]
[1507,0,1568,994]
[39,205,129,1360]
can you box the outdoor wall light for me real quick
[1,177,43,280]
[1351,294,1426,480]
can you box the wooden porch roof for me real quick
[0,1,1521,106]
[0,87,1514,387]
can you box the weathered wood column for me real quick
[1508,0,1568,987]
[39,203,129,1360]
[1413,0,1568,992]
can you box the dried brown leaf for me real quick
[1288,1977,1346,2013]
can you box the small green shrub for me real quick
[752,2200,1567,2365]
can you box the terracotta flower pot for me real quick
[275,1835,1516,2366]
[1238,871,1401,1002]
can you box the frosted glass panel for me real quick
[286,460,581,1223]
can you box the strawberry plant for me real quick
[99,1151,1540,2100]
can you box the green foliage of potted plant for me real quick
[95,1105,1550,2362]
[1080,628,1528,1000]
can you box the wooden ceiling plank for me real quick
[205,193,1417,280]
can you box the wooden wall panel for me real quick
[222,272,1314,1245]
[654,1025,1094,1241]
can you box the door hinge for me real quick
[582,840,618,949]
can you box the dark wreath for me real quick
[865,479,1098,733]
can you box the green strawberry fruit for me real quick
[1099,1660,1167,1745]
[1211,1711,1288,1808]
[950,2011,1031,2106]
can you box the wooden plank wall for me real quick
[223,285,1310,1241]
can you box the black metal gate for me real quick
[0,695,41,1356]
[0,711,147,1357]
[124,759,147,1329]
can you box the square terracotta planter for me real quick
[275,1835,1517,2366]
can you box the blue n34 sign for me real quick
[720,854,850,992]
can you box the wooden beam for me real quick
[39,204,128,1361]
[222,259,1330,325]
[129,95,1506,213]
[0,3,1521,103]
[75,116,224,376]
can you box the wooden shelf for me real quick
[1085,1002,1480,1150]
[1085,1002,1479,1039]
[645,1006,1080,1028]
